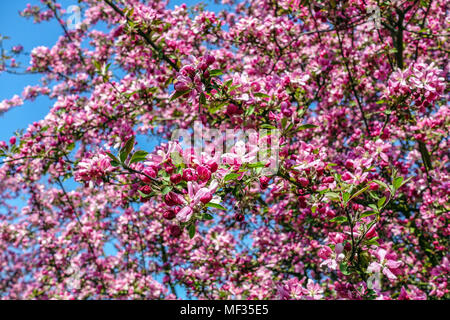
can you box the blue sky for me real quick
[0,0,64,142]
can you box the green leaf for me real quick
[360,211,377,218]
[393,176,404,190]
[329,216,348,224]
[297,124,318,131]
[170,89,190,101]
[377,196,386,208]
[199,92,206,105]
[339,262,351,275]
[260,124,276,130]
[228,84,241,92]
[224,173,240,181]
[209,69,223,77]
[325,192,340,201]
[120,136,135,163]
[206,203,227,211]
[281,117,288,130]
[247,162,265,168]
[93,59,101,71]
[350,185,369,201]
[224,79,233,87]
[124,90,141,98]
[161,186,172,195]
[106,152,119,163]
[253,92,270,98]
[130,150,149,164]
[67,143,75,152]
[365,237,380,246]
[110,160,120,167]
[203,213,214,220]
[188,224,196,238]
[245,105,255,116]
[343,192,350,204]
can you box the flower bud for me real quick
[176,206,193,222]
[139,185,152,195]
[170,173,182,184]
[322,176,334,184]
[369,182,379,191]
[198,62,208,71]
[365,225,378,239]
[199,192,213,204]
[164,191,184,206]
[141,167,157,183]
[204,54,215,66]
[197,165,211,182]
[342,172,352,181]
[168,225,182,237]
[298,177,309,187]
[226,104,239,116]
[259,176,270,189]
[163,209,176,220]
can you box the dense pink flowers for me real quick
[0,0,447,301]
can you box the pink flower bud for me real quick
[199,192,213,204]
[170,173,182,184]
[281,107,292,117]
[365,225,378,239]
[176,206,193,222]
[141,167,157,183]
[165,165,174,174]
[165,192,184,206]
[322,176,334,184]
[369,182,379,191]
[226,104,239,116]
[9,136,16,145]
[260,176,270,189]
[345,160,354,169]
[198,62,208,71]
[197,165,211,182]
[203,54,215,66]
[298,177,309,187]
[163,209,176,220]
[139,185,152,195]
[168,225,182,237]
[342,172,352,181]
